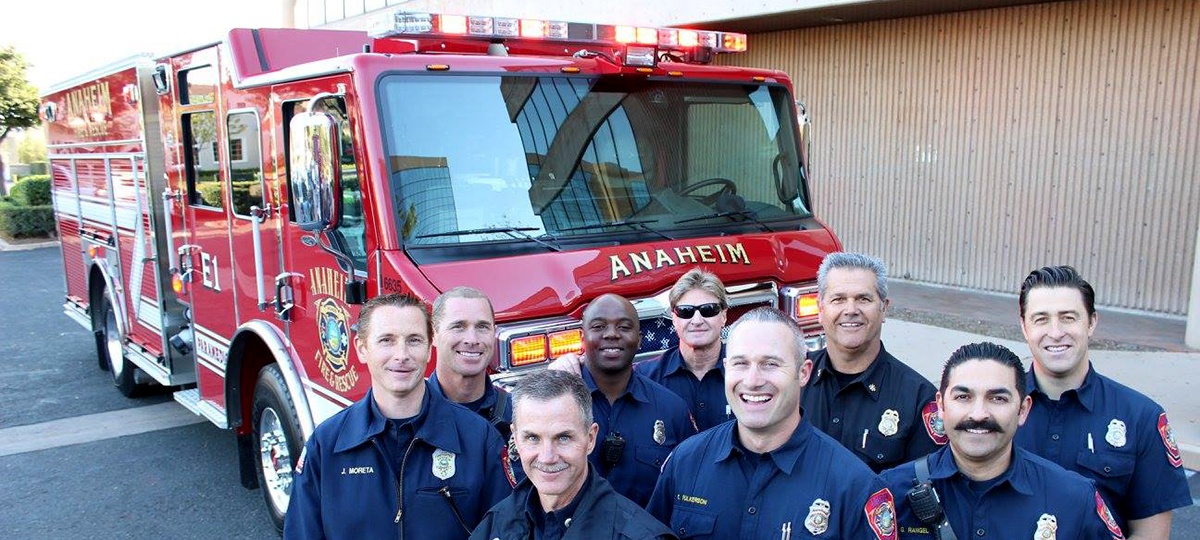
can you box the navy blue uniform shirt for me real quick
[284,386,512,540]
[427,372,525,486]
[804,344,944,472]
[1016,365,1191,530]
[470,466,677,540]
[635,346,731,432]
[648,417,898,540]
[879,445,1126,539]
[582,366,696,507]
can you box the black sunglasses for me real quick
[673,303,724,319]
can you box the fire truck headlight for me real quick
[510,335,547,367]
[548,329,583,358]
[624,46,656,67]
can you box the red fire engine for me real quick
[41,12,840,529]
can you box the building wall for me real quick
[723,0,1198,314]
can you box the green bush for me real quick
[11,175,51,206]
[0,199,55,238]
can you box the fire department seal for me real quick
[1105,419,1127,448]
[653,419,667,445]
[921,401,948,445]
[1033,513,1057,540]
[1095,491,1125,539]
[432,449,456,480]
[878,409,900,437]
[864,488,898,540]
[1157,412,1183,467]
[316,297,358,392]
[804,498,831,535]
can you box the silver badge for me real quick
[1033,513,1057,540]
[878,409,900,437]
[432,448,456,480]
[1105,419,1127,448]
[653,419,666,445]
[804,498,831,535]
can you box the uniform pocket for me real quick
[1075,450,1135,496]
[671,506,717,538]
[857,432,907,467]
[635,444,672,471]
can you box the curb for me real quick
[0,238,59,252]
[1182,443,1200,473]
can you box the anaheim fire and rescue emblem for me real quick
[1033,513,1057,540]
[432,449,456,480]
[1158,412,1183,468]
[653,419,667,445]
[1105,419,1127,448]
[1095,491,1125,539]
[865,488,898,540]
[921,401,947,445]
[315,297,358,392]
[878,409,900,437]
[804,498,831,535]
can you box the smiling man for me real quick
[803,252,943,472]
[879,342,1125,539]
[649,307,897,540]
[284,294,512,540]
[1013,266,1190,540]
[428,287,513,440]
[470,370,676,540]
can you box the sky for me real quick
[1,0,283,92]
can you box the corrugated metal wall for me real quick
[724,0,1199,314]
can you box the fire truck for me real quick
[41,12,840,529]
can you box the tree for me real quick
[17,132,45,164]
[0,46,40,196]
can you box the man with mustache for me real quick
[649,307,896,540]
[803,252,944,472]
[285,294,512,540]
[879,342,1124,539]
[470,370,676,540]
[1014,266,1190,539]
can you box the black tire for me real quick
[252,364,304,533]
[94,293,142,397]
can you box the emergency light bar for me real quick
[371,11,748,66]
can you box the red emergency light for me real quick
[371,11,747,67]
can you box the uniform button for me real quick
[678,528,687,536]
[876,454,884,460]
[832,417,841,424]
[1051,434,1060,441]
[976,528,985,536]
[1103,466,1112,473]
[748,507,757,515]
[698,402,707,410]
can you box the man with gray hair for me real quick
[803,252,943,472]
[471,370,676,540]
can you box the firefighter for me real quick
[470,370,676,540]
[552,293,695,507]
[1014,266,1190,539]
[803,252,944,472]
[634,268,732,431]
[648,307,896,540]
[880,342,1125,539]
[427,287,513,440]
[284,293,511,540]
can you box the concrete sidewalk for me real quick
[882,318,1200,470]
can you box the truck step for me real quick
[173,388,229,429]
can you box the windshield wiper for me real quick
[556,219,675,241]
[674,211,777,232]
[414,227,562,252]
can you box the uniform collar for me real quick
[810,343,895,401]
[660,346,726,377]
[581,366,650,404]
[928,445,1034,496]
[1026,363,1098,413]
[714,417,814,475]
[427,371,500,412]
[334,385,465,454]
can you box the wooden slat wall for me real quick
[724,0,1199,314]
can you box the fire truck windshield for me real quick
[377,74,813,259]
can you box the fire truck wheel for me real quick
[252,364,302,532]
[96,295,143,397]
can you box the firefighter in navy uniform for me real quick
[1014,266,1190,538]
[634,268,733,432]
[284,294,512,540]
[470,370,676,540]
[649,307,898,540]
[880,342,1124,539]
[803,252,943,472]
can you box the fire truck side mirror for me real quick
[289,112,342,232]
